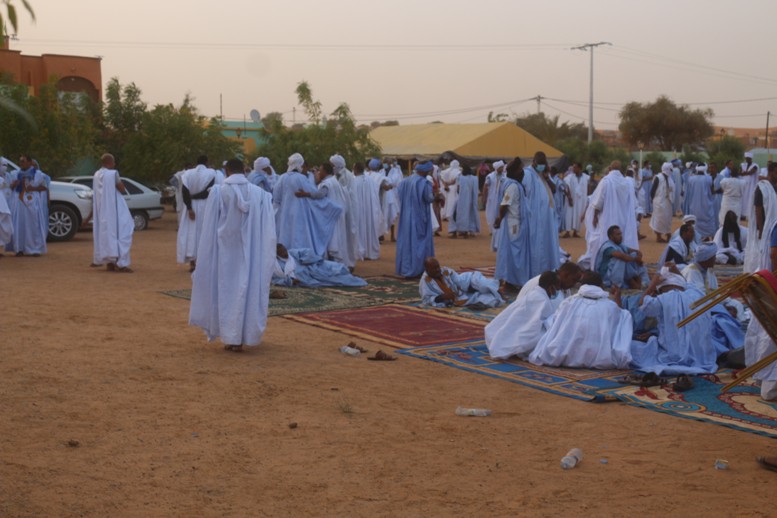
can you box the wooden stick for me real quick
[722,349,777,392]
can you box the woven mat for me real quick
[282,304,487,349]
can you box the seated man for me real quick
[528,271,633,369]
[272,244,367,288]
[420,257,503,309]
[485,271,559,360]
[681,242,718,292]
[514,261,582,305]
[630,267,732,375]
[594,225,649,289]
[669,214,700,251]
[713,210,748,265]
[658,222,695,268]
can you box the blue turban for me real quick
[695,242,718,263]
[368,158,382,171]
[415,161,433,173]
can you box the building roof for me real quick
[370,122,562,160]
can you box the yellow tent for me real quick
[370,122,562,160]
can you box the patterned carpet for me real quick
[160,276,420,317]
[282,304,487,348]
[398,341,777,438]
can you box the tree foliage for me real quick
[256,81,380,169]
[618,95,714,151]
[705,135,745,170]
[555,138,629,174]
[1,0,35,38]
[514,112,587,146]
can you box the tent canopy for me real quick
[370,122,563,162]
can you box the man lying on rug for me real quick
[419,257,503,309]
[528,271,633,369]
[630,267,740,375]
[485,271,559,360]
[272,244,367,288]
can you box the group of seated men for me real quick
[481,258,744,374]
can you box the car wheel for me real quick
[132,210,149,231]
[48,204,79,242]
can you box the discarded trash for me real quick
[561,448,583,470]
[600,458,609,465]
[339,345,360,357]
[714,459,729,470]
[455,406,492,417]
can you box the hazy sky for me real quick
[9,0,777,131]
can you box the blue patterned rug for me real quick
[399,341,777,438]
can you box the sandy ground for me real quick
[1,207,775,517]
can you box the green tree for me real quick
[256,81,380,169]
[618,95,714,150]
[514,112,587,146]
[556,138,628,173]
[120,95,238,184]
[705,135,745,170]
[102,77,148,164]
[1,0,35,39]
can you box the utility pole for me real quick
[767,111,772,161]
[535,95,543,114]
[571,42,611,144]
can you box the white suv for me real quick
[1,157,93,242]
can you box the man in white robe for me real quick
[563,162,589,238]
[740,151,760,220]
[440,160,462,221]
[681,242,718,292]
[718,168,743,224]
[529,272,633,369]
[331,154,359,263]
[92,153,134,272]
[579,160,639,270]
[351,162,383,261]
[247,157,273,193]
[419,257,503,309]
[176,155,218,271]
[385,159,403,241]
[0,163,12,251]
[189,158,276,352]
[714,211,748,264]
[649,162,675,242]
[743,162,777,399]
[485,271,559,360]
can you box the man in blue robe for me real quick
[272,244,366,288]
[395,161,435,278]
[522,152,560,275]
[7,154,47,256]
[684,163,717,239]
[273,153,343,257]
[494,158,531,290]
[594,225,648,289]
[630,268,720,375]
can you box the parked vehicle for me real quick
[2,157,93,242]
[59,176,164,231]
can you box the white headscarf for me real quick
[682,214,696,224]
[658,266,686,290]
[661,162,673,174]
[696,164,708,173]
[492,160,505,171]
[254,156,271,172]
[288,153,304,172]
[744,152,753,159]
[329,154,346,172]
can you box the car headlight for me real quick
[75,189,93,200]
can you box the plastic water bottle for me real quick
[560,448,583,470]
[455,406,492,417]
[339,345,360,357]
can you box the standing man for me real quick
[743,162,777,400]
[440,160,462,222]
[247,157,273,193]
[8,154,48,256]
[649,162,675,242]
[395,161,435,278]
[92,153,134,273]
[580,160,639,270]
[189,158,276,353]
[483,160,505,236]
[176,155,218,272]
[685,163,717,240]
[740,152,760,220]
[563,162,589,238]
[523,151,560,276]
[494,158,531,291]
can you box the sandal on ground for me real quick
[223,345,244,352]
[757,456,777,473]
[368,350,397,361]
[672,374,694,392]
[115,266,134,273]
[618,372,664,387]
[346,342,368,353]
